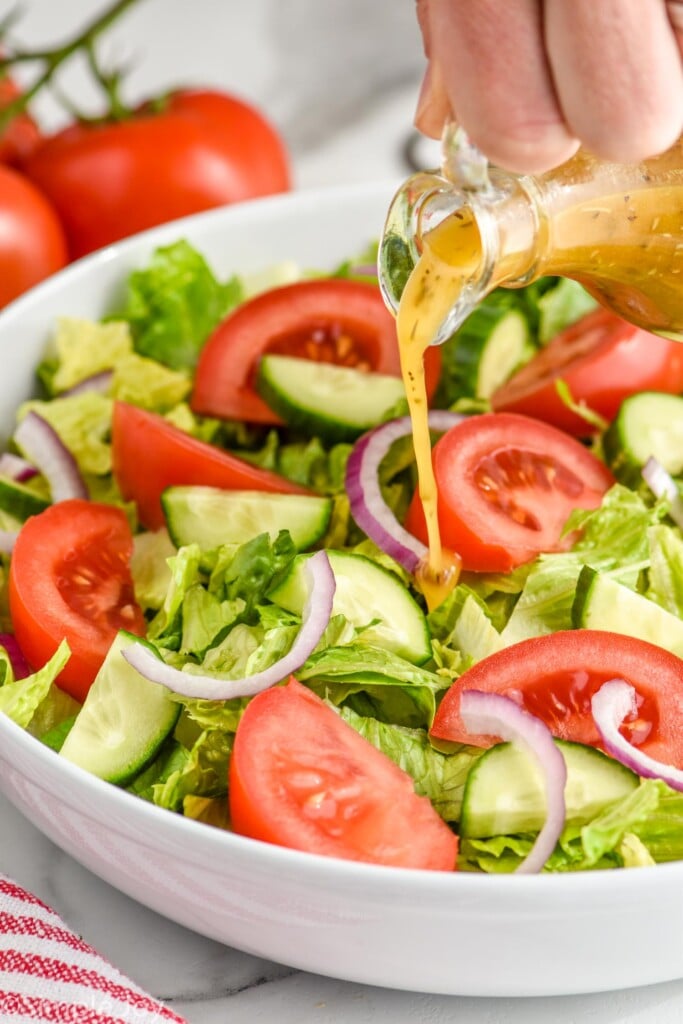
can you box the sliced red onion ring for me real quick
[0,531,17,554]
[460,690,567,874]
[345,411,464,573]
[351,263,378,278]
[0,633,30,679]
[61,370,114,398]
[0,452,38,483]
[13,411,88,502]
[592,678,683,791]
[123,549,335,700]
[642,456,683,530]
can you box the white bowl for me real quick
[0,183,681,998]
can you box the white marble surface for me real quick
[1,2,683,1021]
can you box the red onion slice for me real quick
[0,633,30,679]
[123,549,335,700]
[13,411,88,502]
[0,453,38,483]
[345,411,464,573]
[642,456,683,530]
[0,531,17,554]
[592,678,683,791]
[460,690,567,874]
[61,370,114,398]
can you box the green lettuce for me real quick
[535,278,597,343]
[499,486,658,644]
[459,780,683,873]
[111,240,243,371]
[18,393,113,477]
[340,705,480,822]
[646,524,683,617]
[0,640,71,729]
[50,317,132,393]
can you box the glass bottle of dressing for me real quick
[379,127,683,608]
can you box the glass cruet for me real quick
[378,124,683,345]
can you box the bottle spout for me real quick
[377,126,491,322]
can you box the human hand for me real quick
[415,0,683,174]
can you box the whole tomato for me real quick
[0,164,68,308]
[21,89,292,259]
[0,72,42,166]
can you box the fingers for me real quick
[416,0,578,174]
[414,0,683,173]
[545,0,683,162]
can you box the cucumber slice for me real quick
[256,355,406,442]
[460,738,638,838]
[455,305,532,399]
[268,550,431,664]
[60,632,179,785]
[603,391,683,485]
[572,565,683,656]
[162,486,332,551]
[0,477,49,521]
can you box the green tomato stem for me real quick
[0,0,144,132]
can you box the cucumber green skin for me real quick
[60,631,179,786]
[268,550,432,664]
[572,565,683,657]
[256,355,406,443]
[0,478,50,521]
[442,302,533,401]
[460,738,638,839]
[603,391,683,486]
[162,486,333,552]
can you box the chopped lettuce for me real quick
[340,704,481,822]
[499,485,658,644]
[18,393,113,477]
[50,317,132,393]
[535,278,597,343]
[459,780,683,873]
[0,640,71,729]
[130,528,177,612]
[110,240,243,371]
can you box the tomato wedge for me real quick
[405,412,614,573]
[491,308,683,436]
[8,500,146,702]
[431,629,683,769]
[112,402,310,529]
[191,279,441,424]
[229,678,458,870]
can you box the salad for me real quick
[1,237,683,875]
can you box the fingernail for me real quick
[415,62,451,138]
[415,65,435,126]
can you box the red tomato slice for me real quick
[431,629,683,768]
[491,308,683,436]
[191,279,441,424]
[112,401,310,530]
[8,500,146,702]
[405,412,614,573]
[229,678,458,870]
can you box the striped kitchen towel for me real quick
[0,874,187,1023]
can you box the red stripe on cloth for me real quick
[0,912,93,955]
[0,879,52,913]
[0,989,135,1023]
[0,951,182,1018]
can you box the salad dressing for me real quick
[396,211,484,608]
[388,133,683,608]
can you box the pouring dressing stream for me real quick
[380,126,683,607]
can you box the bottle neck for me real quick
[470,171,549,292]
